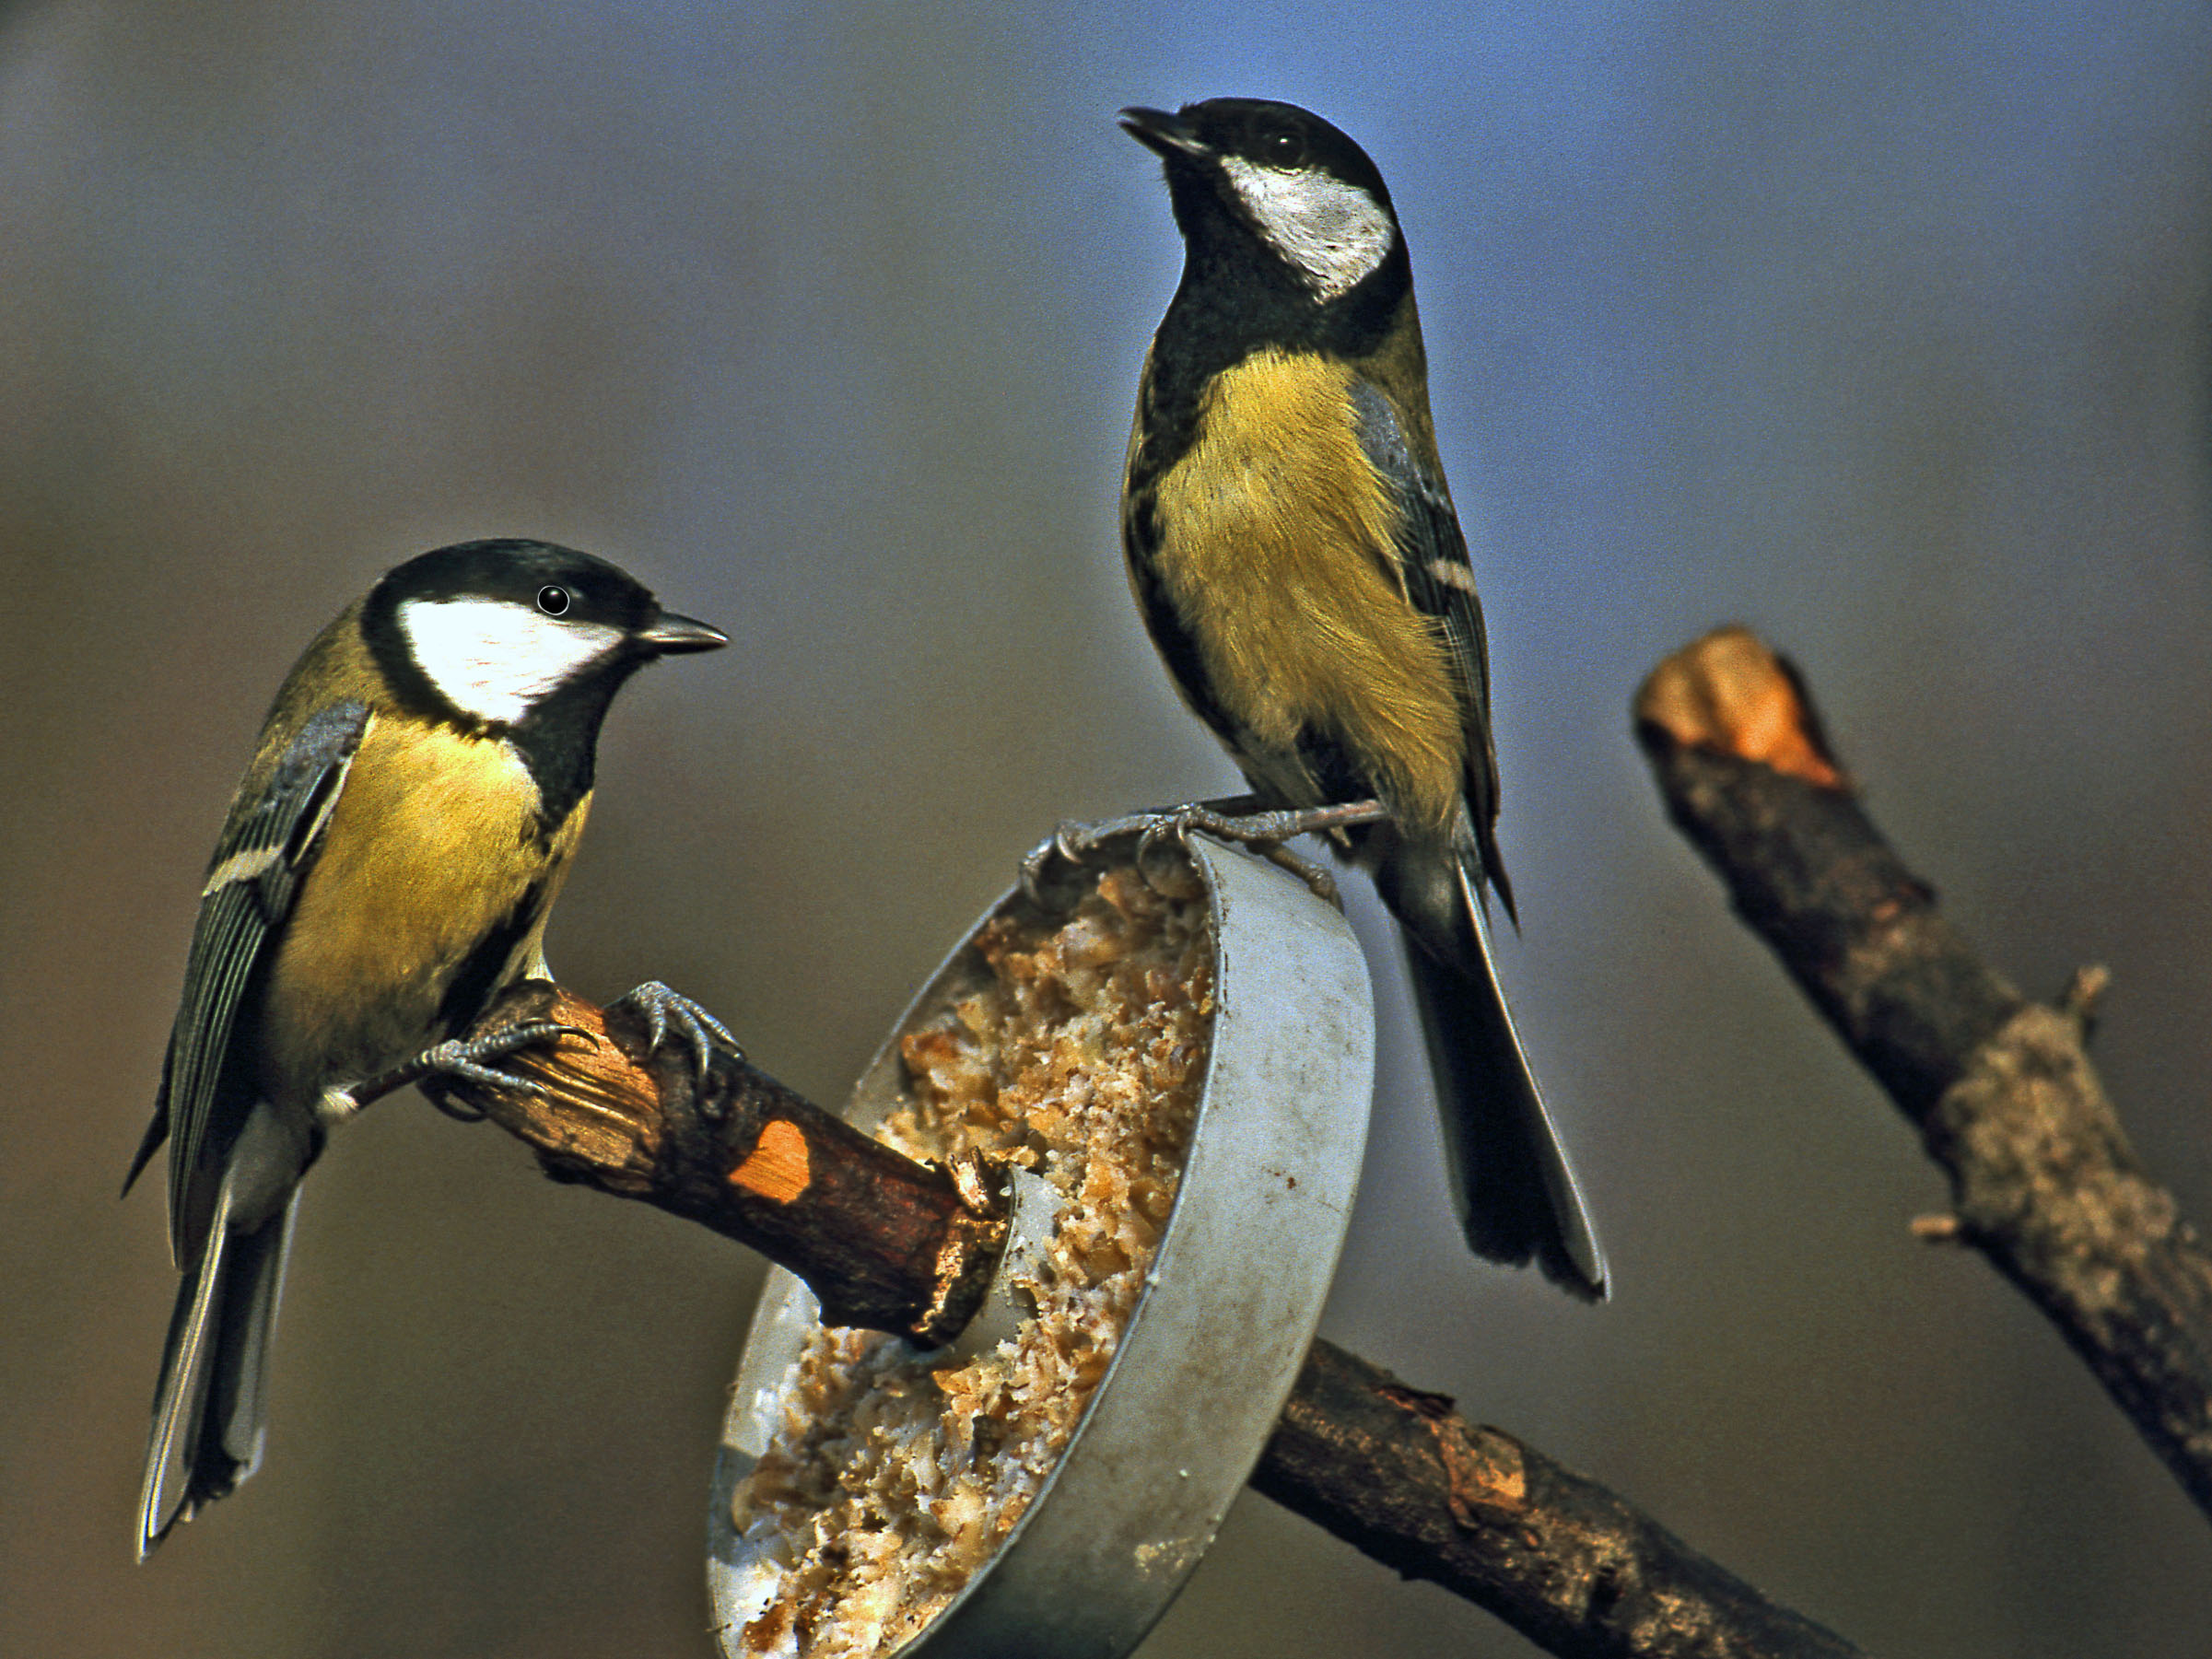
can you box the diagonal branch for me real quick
[443,977,1862,1659]
[1635,625,2212,1521]
[440,982,1009,1345]
[1251,1341,1862,1659]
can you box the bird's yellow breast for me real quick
[1144,347,1464,832]
[258,714,587,1097]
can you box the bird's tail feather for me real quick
[137,1188,296,1558]
[1397,856,1606,1299]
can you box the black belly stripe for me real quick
[1293,725,1373,808]
[1123,497,1242,751]
[434,881,545,1038]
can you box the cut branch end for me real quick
[1633,625,1848,790]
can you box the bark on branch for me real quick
[1635,625,2212,1521]
[440,977,1860,1659]
[442,982,1008,1345]
[1252,1341,1862,1659]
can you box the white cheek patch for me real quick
[398,597,624,726]
[1218,158,1395,300]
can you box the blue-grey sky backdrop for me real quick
[3,3,2208,1654]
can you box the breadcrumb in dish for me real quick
[725,864,1213,1659]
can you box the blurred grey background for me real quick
[4,2,2208,1653]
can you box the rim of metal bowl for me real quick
[708,834,1375,1659]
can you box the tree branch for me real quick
[440,976,1862,1659]
[1635,625,2212,1521]
[443,982,1007,1346]
[1251,1341,1862,1659]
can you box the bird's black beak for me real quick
[637,612,728,655]
[1118,106,1209,162]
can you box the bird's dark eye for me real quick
[537,585,571,616]
[1261,128,1306,169]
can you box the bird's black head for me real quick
[1120,99,1404,310]
[362,537,725,818]
[364,537,724,726]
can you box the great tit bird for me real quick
[123,537,729,1556]
[1118,99,1604,1299]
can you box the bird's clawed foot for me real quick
[610,980,742,1081]
[419,1022,587,1093]
[1019,797,1390,910]
[338,1019,591,1123]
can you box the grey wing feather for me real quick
[1348,382,1514,920]
[130,700,369,1261]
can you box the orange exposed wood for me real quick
[729,1118,813,1204]
[1633,625,1847,790]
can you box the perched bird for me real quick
[124,537,729,1556]
[1118,98,1604,1298]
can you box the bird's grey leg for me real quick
[1020,798,1390,909]
[607,980,742,1081]
[322,1020,587,1125]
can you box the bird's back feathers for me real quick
[127,695,370,1260]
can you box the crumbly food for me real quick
[726,863,1214,1659]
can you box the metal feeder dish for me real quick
[708,835,1375,1658]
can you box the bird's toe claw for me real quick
[417,1020,574,1097]
[1258,842,1341,905]
[613,981,741,1080]
[1021,819,1113,912]
[1022,799,1384,907]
